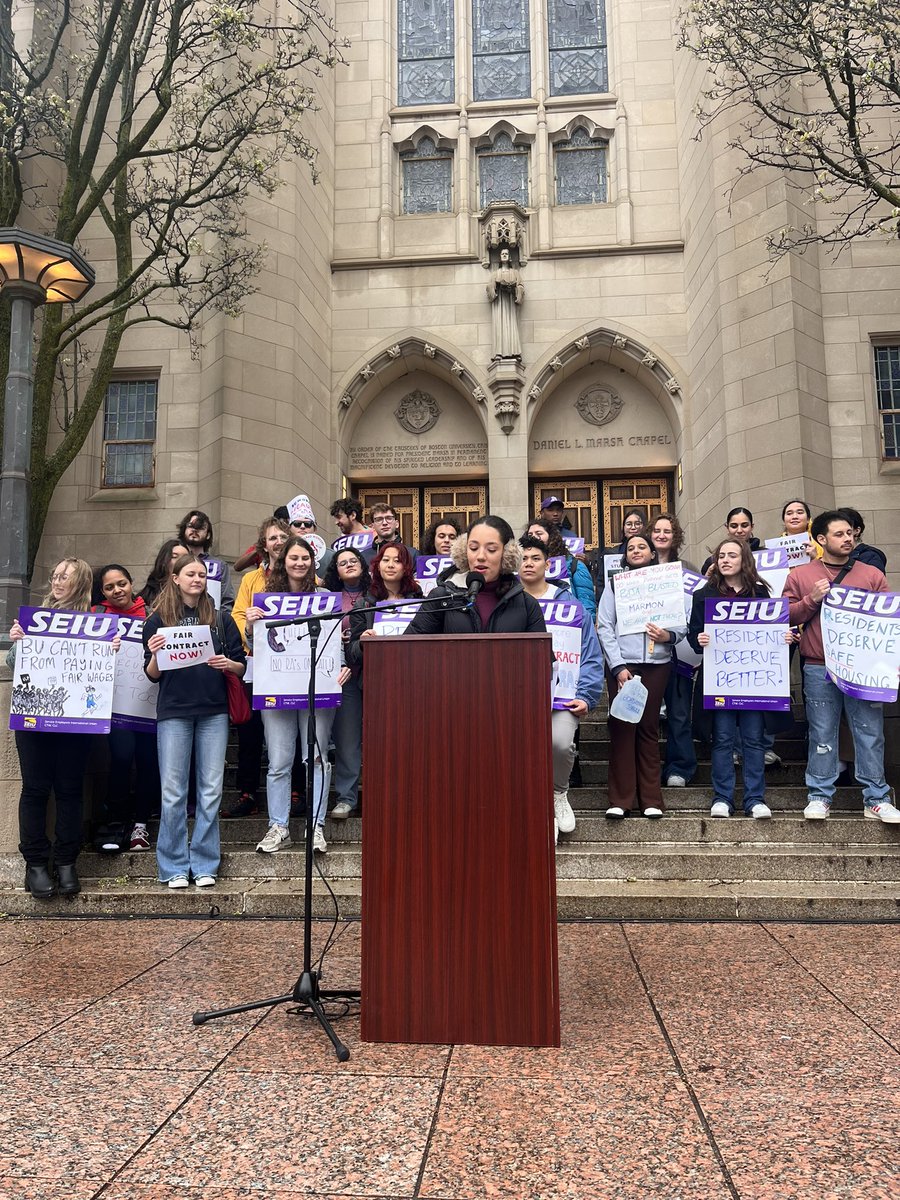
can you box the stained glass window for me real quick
[102,379,158,487]
[401,137,453,213]
[547,0,607,96]
[398,0,454,106]
[472,0,531,100]
[874,345,900,458]
[478,133,530,208]
[555,128,608,204]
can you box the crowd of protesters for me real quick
[6,493,897,899]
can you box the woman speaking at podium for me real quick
[406,515,546,635]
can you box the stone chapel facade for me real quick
[34,0,900,583]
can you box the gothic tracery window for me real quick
[472,0,532,101]
[547,0,608,96]
[398,0,455,106]
[401,137,453,213]
[477,133,530,209]
[555,128,608,204]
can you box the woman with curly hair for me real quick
[525,518,596,619]
[406,515,545,636]
[244,535,350,855]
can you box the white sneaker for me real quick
[554,818,559,846]
[194,875,216,887]
[764,750,781,766]
[605,806,625,819]
[666,775,686,788]
[167,876,189,889]
[710,802,731,818]
[643,807,663,819]
[330,801,353,820]
[749,803,772,819]
[313,826,327,853]
[864,801,900,824]
[733,752,741,765]
[804,799,831,820]
[256,824,291,853]
[554,789,576,834]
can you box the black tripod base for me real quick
[192,970,361,1062]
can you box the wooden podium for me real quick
[360,633,560,1048]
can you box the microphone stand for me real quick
[192,588,469,1061]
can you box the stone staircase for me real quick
[1,713,898,919]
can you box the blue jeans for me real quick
[802,665,890,807]
[663,669,697,782]
[262,706,335,828]
[711,710,766,813]
[156,714,228,882]
[332,675,362,811]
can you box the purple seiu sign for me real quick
[415,555,452,596]
[111,614,157,732]
[545,556,570,582]
[250,591,343,710]
[373,600,421,636]
[702,596,790,711]
[562,535,585,554]
[536,597,584,710]
[10,607,117,733]
[821,587,900,703]
[332,532,375,552]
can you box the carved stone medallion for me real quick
[395,389,441,434]
[575,385,624,428]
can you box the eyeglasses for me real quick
[373,515,395,523]
[51,572,72,583]
[292,520,315,530]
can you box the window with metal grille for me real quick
[874,344,900,459]
[555,128,608,204]
[478,132,530,209]
[102,379,158,487]
[401,137,453,213]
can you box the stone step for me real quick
[0,876,897,921]
[41,836,900,885]
[579,762,809,785]
[213,812,900,847]
[567,786,864,811]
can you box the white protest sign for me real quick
[204,557,224,608]
[9,607,117,733]
[603,552,624,588]
[537,596,584,709]
[753,548,790,598]
[614,561,685,636]
[112,615,157,730]
[765,533,812,566]
[821,587,900,703]
[702,596,790,711]
[372,600,421,636]
[415,555,452,596]
[306,533,328,568]
[155,624,215,671]
[251,591,342,709]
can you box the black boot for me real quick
[24,864,56,900]
[56,863,81,896]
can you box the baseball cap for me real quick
[540,495,565,510]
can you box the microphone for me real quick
[464,571,485,608]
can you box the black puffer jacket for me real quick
[405,572,546,636]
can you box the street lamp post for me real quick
[0,229,94,640]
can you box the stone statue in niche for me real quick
[486,246,525,361]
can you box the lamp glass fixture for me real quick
[0,228,95,303]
